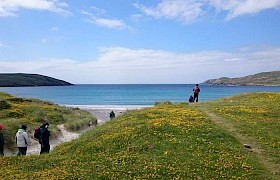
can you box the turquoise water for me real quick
[0,84,280,106]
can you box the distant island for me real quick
[0,73,73,87]
[202,71,280,86]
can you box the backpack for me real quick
[194,87,199,93]
[189,95,194,102]
[33,127,41,139]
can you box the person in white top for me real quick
[15,124,30,155]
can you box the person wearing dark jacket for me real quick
[0,124,4,156]
[110,111,115,119]
[193,84,201,102]
[39,122,50,154]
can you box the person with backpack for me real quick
[193,84,201,102]
[39,122,50,154]
[189,95,194,103]
[0,124,4,156]
[15,124,30,156]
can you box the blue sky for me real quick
[0,0,280,84]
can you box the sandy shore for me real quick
[67,105,152,124]
[4,105,151,156]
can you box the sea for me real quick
[0,84,280,107]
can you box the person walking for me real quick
[0,124,4,156]
[193,84,201,102]
[39,122,50,154]
[15,124,30,156]
[110,111,115,119]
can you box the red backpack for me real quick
[33,127,41,139]
[194,87,199,93]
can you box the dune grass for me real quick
[0,92,279,179]
[0,92,97,150]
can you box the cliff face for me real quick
[0,73,73,87]
[203,71,280,86]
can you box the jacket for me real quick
[39,127,50,146]
[0,131,4,145]
[15,129,30,147]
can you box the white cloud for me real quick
[134,0,204,24]
[81,9,130,30]
[93,17,127,29]
[0,0,71,17]
[209,0,280,20]
[134,0,280,23]
[0,46,279,83]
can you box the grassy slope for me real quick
[0,93,279,179]
[1,93,280,179]
[198,92,280,177]
[203,70,280,86]
[0,92,97,150]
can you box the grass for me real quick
[0,92,97,150]
[199,92,280,177]
[0,92,279,179]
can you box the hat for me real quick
[21,124,27,130]
[0,124,3,130]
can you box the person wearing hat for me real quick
[15,124,30,155]
[0,124,4,156]
[39,122,50,154]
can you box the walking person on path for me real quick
[39,122,50,154]
[193,84,201,102]
[15,124,30,156]
[0,124,4,156]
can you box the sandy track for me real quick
[4,106,147,156]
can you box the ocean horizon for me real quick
[0,84,280,106]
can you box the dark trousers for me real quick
[17,147,27,155]
[194,93,199,102]
[40,144,50,154]
[0,145,4,156]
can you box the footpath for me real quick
[197,104,280,178]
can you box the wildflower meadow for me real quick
[1,92,279,179]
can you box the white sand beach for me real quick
[71,105,152,124]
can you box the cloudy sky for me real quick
[0,0,280,84]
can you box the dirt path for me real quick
[5,108,127,156]
[5,124,93,156]
[197,105,280,178]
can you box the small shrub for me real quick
[0,99,11,110]
[8,109,25,118]
[47,113,65,124]
[7,97,32,103]
[155,101,173,106]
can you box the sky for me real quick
[0,0,280,84]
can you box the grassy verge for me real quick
[0,92,97,150]
[0,101,272,179]
[199,92,280,177]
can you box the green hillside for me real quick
[0,92,96,150]
[1,92,280,179]
[203,71,280,86]
[0,73,73,87]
